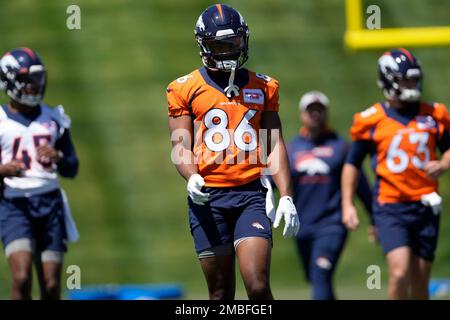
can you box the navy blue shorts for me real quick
[373,201,439,261]
[0,189,67,253]
[188,178,272,254]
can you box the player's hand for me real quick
[368,225,378,243]
[36,145,62,164]
[342,204,360,231]
[425,160,450,180]
[0,160,26,177]
[273,196,300,238]
[187,173,210,205]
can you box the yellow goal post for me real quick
[344,0,450,50]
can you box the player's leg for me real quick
[308,229,347,300]
[235,237,273,300]
[189,194,236,300]
[409,204,439,300]
[373,203,414,299]
[35,252,64,300]
[1,198,35,299]
[410,255,431,300]
[386,246,412,299]
[7,246,33,300]
[233,182,273,300]
[295,236,312,283]
[32,190,67,300]
[199,251,236,300]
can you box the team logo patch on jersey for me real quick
[252,221,264,230]
[295,154,330,175]
[416,115,436,130]
[243,89,264,105]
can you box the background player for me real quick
[342,48,450,299]
[167,4,299,300]
[287,91,373,299]
[0,47,79,299]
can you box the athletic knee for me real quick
[12,270,31,289]
[209,287,234,300]
[246,279,271,300]
[42,278,61,299]
[206,274,235,300]
[389,267,410,285]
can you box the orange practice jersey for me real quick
[350,102,450,203]
[167,68,279,187]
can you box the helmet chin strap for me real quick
[224,63,240,98]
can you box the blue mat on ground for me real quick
[429,279,450,298]
[68,283,184,300]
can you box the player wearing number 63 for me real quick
[167,4,299,300]
[341,48,450,300]
[0,48,79,299]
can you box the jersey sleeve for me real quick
[55,129,79,178]
[264,77,279,112]
[356,169,374,223]
[52,105,72,137]
[345,140,371,168]
[166,80,191,117]
[433,103,450,153]
[433,103,450,132]
[349,105,380,141]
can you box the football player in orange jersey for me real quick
[341,48,450,299]
[167,4,299,300]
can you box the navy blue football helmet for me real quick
[0,47,47,107]
[195,4,249,71]
[377,48,422,102]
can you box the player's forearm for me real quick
[440,148,450,171]
[169,116,197,181]
[171,141,198,181]
[269,138,293,197]
[341,163,360,208]
[174,156,198,182]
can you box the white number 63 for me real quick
[386,132,430,173]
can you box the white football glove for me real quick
[273,196,300,238]
[421,192,442,216]
[187,174,210,205]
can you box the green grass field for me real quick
[0,0,449,299]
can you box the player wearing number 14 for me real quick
[341,49,450,299]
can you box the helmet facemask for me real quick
[381,70,422,103]
[13,67,47,107]
[197,31,249,72]
[1,65,46,107]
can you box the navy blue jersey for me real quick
[287,129,372,235]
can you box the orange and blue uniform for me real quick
[167,67,278,254]
[346,101,450,260]
[167,67,279,187]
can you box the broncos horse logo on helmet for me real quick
[195,4,249,98]
[0,47,47,107]
[377,48,423,103]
